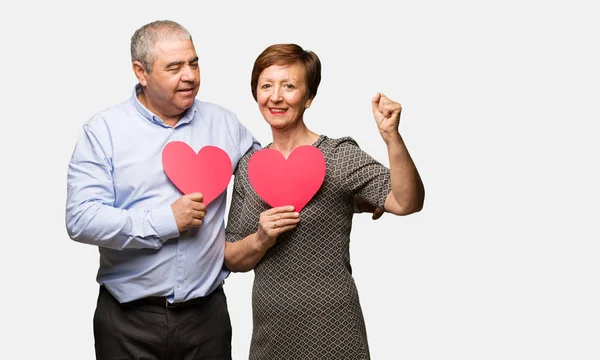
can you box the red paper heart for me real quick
[248,145,326,211]
[162,141,232,205]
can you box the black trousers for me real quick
[94,286,232,360]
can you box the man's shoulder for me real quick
[193,100,237,119]
[85,99,133,128]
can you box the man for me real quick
[66,19,383,359]
[66,20,259,359]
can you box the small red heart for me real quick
[248,145,326,212]
[162,141,232,205]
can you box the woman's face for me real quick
[256,62,313,130]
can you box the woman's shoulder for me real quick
[318,135,362,152]
[236,148,261,172]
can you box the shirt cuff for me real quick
[151,206,180,242]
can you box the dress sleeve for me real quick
[333,138,391,209]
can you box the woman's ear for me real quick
[305,98,312,109]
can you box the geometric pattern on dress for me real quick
[226,136,391,360]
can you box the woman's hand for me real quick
[372,92,402,144]
[371,93,425,216]
[255,206,300,250]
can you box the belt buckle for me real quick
[165,298,177,308]
[165,298,180,308]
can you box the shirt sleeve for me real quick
[234,113,262,158]
[65,122,180,250]
[334,138,391,210]
[225,155,252,243]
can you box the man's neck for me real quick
[137,91,183,127]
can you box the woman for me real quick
[225,44,424,359]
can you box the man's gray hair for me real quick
[131,20,192,73]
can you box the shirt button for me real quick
[176,284,180,289]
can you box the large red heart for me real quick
[162,141,232,205]
[248,145,326,212]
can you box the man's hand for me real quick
[171,192,207,232]
[354,195,384,220]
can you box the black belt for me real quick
[123,285,223,309]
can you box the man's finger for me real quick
[372,208,384,220]
[192,202,207,212]
[188,192,204,203]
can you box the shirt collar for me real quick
[131,84,197,128]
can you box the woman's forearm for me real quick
[384,133,425,215]
[224,233,271,272]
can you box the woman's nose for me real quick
[270,88,282,102]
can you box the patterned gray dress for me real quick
[226,136,391,360]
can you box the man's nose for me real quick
[181,65,198,81]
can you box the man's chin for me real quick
[177,90,196,97]
[175,98,195,111]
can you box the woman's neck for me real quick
[270,124,320,158]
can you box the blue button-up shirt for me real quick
[66,85,260,303]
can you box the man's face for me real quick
[138,38,200,120]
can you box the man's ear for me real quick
[132,61,148,86]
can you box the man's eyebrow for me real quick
[165,57,199,68]
[165,60,184,68]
